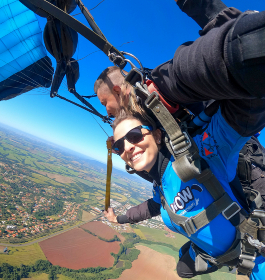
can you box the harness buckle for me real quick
[170,131,192,155]
[181,217,197,237]
[222,202,241,220]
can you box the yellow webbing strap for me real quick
[105,140,112,211]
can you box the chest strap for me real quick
[158,169,247,237]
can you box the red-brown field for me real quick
[113,245,181,280]
[81,221,125,242]
[39,227,120,270]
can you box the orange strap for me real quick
[146,79,179,114]
[105,140,112,211]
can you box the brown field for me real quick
[0,245,6,253]
[39,228,120,270]
[33,170,74,183]
[81,221,125,242]
[236,274,248,280]
[114,245,181,280]
[81,210,95,221]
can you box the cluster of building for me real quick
[0,202,81,239]
[94,198,165,233]
[0,162,81,240]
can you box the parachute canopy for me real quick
[0,0,53,101]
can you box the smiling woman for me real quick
[112,110,162,172]
[104,106,265,280]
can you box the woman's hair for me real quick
[112,107,157,132]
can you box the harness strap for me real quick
[145,91,202,183]
[26,0,126,68]
[196,168,225,200]
[244,187,263,211]
[146,80,179,114]
[105,140,112,211]
[159,187,242,237]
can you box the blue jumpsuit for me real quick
[152,109,265,279]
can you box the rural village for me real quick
[0,157,164,243]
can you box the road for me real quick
[0,214,102,247]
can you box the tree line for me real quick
[81,228,121,242]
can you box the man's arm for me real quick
[151,10,265,137]
[176,0,241,34]
[104,198,161,224]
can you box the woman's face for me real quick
[113,119,161,172]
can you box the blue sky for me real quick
[0,0,265,170]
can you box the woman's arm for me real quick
[104,198,161,224]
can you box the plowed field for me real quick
[113,245,180,280]
[39,228,120,269]
[81,221,125,242]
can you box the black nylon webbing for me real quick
[27,0,126,67]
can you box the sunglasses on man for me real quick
[112,125,153,155]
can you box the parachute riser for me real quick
[75,0,107,40]
[109,51,152,101]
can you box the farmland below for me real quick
[0,124,151,244]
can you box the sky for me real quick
[1,0,265,170]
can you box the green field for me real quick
[21,273,73,280]
[0,244,46,266]
[137,225,189,249]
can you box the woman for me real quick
[104,109,265,279]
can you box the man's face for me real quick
[97,87,120,117]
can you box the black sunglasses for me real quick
[113,125,153,155]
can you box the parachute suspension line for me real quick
[2,6,54,92]
[89,0,106,12]
[82,94,97,99]
[76,0,107,40]
[54,92,111,127]
[71,49,100,62]
[0,58,49,90]
[32,59,72,91]
[3,72,47,91]
[87,110,109,137]
[2,85,48,94]
[105,139,112,211]
[2,21,54,91]
[55,93,102,115]
[71,42,134,63]
[71,0,106,17]
[27,70,53,84]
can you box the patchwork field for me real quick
[133,228,146,239]
[33,170,74,183]
[115,245,180,280]
[81,210,95,221]
[81,221,125,242]
[137,225,189,249]
[137,243,179,263]
[22,273,72,280]
[39,227,120,269]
